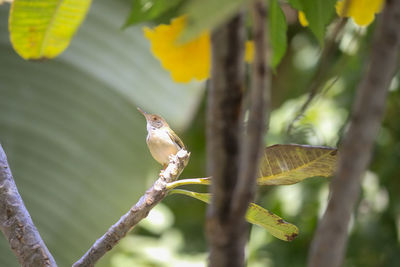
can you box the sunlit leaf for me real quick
[124,0,184,27]
[257,144,338,185]
[246,203,298,241]
[9,0,92,59]
[298,0,337,43]
[169,189,299,241]
[269,0,287,68]
[180,0,248,42]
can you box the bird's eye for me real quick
[152,117,157,121]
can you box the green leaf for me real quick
[181,0,248,42]
[257,144,338,185]
[268,0,288,68]
[287,0,302,10]
[298,0,337,43]
[0,0,204,266]
[169,189,299,241]
[169,189,211,203]
[9,0,92,60]
[124,0,184,27]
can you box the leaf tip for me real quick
[285,232,298,241]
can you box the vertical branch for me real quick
[0,144,57,267]
[206,12,245,267]
[206,1,270,266]
[308,1,400,267]
[232,0,270,228]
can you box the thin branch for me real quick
[73,149,190,267]
[231,0,270,229]
[287,16,348,134]
[206,11,245,267]
[0,143,57,267]
[308,1,400,267]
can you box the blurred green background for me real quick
[1,0,399,266]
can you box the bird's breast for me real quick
[146,129,180,165]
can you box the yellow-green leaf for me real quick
[9,0,92,60]
[246,203,298,241]
[169,189,299,241]
[257,144,338,186]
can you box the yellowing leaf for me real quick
[169,189,299,241]
[247,203,298,241]
[257,144,338,186]
[9,0,92,60]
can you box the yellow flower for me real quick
[144,16,255,83]
[298,11,309,27]
[143,16,210,83]
[245,40,254,63]
[336,0,384,26]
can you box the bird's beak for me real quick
[137,107,148,117]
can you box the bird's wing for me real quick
[168,130,185,150]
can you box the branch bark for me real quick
[308,1,400,267]
[0,143,57,267]
[73,149,190,267]
[206,12,245,267]
[232,0,270,225]
[206,1,270,266]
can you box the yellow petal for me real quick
[245,41,254,63]
[298,11,309,27]
[143,16,210,83]
[336,0,384,27]
[144,16,257,83]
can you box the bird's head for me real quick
[137,107,169,130]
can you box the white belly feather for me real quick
[146,128,180,165]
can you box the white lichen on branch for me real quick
[0,144,56,267]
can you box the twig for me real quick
[308,1,400,267]
[0,143,57,267]
[287,17,348,134]
[206,11,245,267]
[73,149,190,267]
[231,0,270,231]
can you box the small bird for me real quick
[138,108,185,168]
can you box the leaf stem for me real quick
[166,177,211,190]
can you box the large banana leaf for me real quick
[0,0,204,266]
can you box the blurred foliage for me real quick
[0,0,399,267]
[124,0,185,27]
[269,0,288,68]
[294,0,337,42]
[9,0,92,59]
